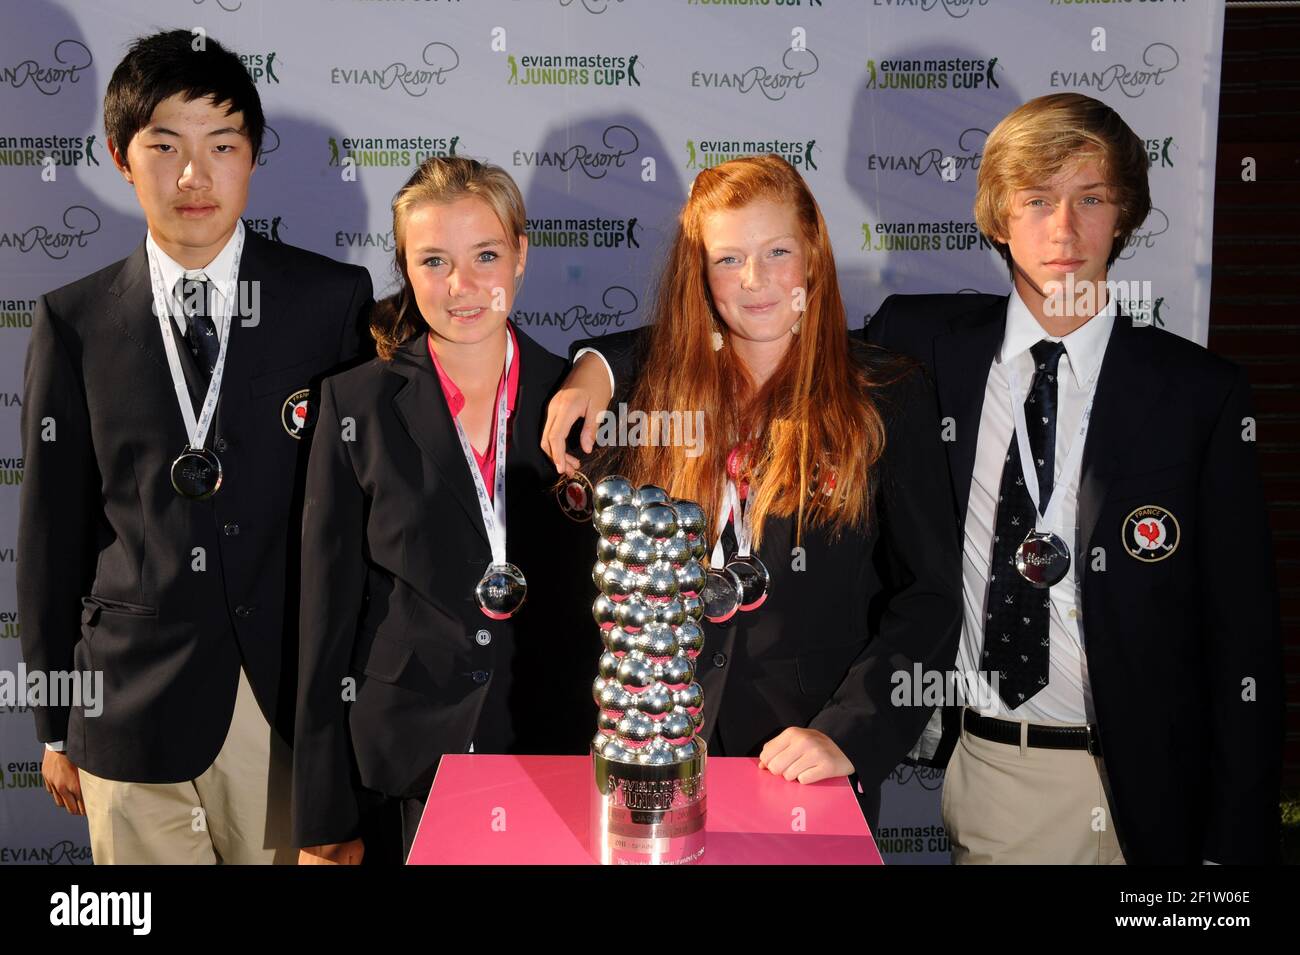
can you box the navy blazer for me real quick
[866,292,1283,865]
[292,324,596,847]
[18,230,373,782]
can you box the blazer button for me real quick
[712,652,727,668]
[235,605,255,618]
[471,670,490,684]
[475,629,492,646]
[223,522,240,536]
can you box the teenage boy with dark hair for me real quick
[866,93,1281,864]
[18,29,373,863]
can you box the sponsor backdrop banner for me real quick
[0,0,1222,865]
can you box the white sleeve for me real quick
[45,740,66,753]
[572,347,616,396]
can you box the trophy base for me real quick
[590,745,707,865]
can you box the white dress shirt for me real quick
[146,222,244,336]
[573,346,617,396]
[955,288,1116,724]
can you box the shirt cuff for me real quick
[573,347,616,396]
[44,740,66,753]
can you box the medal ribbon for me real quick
[145,223,245,453]
[710,479,756,567]
[448,329,515,568]
[1007,359,1099,536]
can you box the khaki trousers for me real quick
[79,668,294,865]
[941,710,1126,865]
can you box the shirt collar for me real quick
[999,283,1116,390]
[145,220,244,307]
[428,322,520,421]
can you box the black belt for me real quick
[963,709,1103,757]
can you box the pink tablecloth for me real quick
[407,754,882,865]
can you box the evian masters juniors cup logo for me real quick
[0,133,101,167]
[686,137,820,171]
[329,134,462,168]
[508,51,641,86]
[1145,136,1176,169]
[239,51,279,84]
[865,54,998,90]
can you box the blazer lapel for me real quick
[221,229,284,390]
[1076,312,1167,558]
[508,324,562,473]
[933,296,1007,526]
[389,332,491,547]
[107,242,168,369]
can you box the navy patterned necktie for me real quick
[982,339,1066,709]
[174,274,218,383]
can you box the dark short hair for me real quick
[104,30,264,166]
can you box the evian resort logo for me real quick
[513,124,639,180]
[863,126,987,181]
[691,45,820,101]
[2,39,91,95]
[871,0,990,16]
[0,206,101,259]
[1049,42,1178,98]
[331,42,461,96]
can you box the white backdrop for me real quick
[0,0,1224,864]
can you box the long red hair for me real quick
[615,155,901,547]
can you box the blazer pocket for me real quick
[248,357,321,399]
[81,594,157,624]
[358,634,416,684]
[796,637,868,697]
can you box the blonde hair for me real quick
[371,156,526,360]
[974,93,1151,273]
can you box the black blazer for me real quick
[866,292,1284,865]
[570,330,963,793]
[292,325,596,848]
[17,230,373,783]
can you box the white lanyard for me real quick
[145,226,244,452]
[1007,356,1098,535]
[449,330,515,566]
[710,479,753,566]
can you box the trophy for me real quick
[588,475,709,865]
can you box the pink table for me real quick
[407,754,882,865]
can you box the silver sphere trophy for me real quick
[587,475,708,865]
